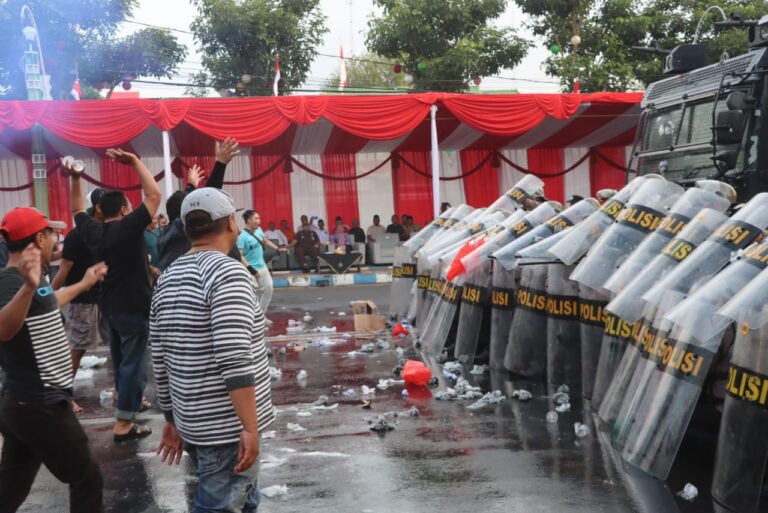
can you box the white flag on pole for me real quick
[273,54,281,96]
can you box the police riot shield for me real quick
[417,207,485,257]
[453,261,493,364]
[713,275,768,513]
[487,174,545,213]
[415,264,443,331]
[605,208,729,323]
[418,210,507,265]
[597,210,730,427]
[579,286,609,400]
[619,241,768,480]
[403,206,462,255]
[390,246,417,321]
[488,260,518,369]
[549,175,662,266]
[546,262,581,386]
[490,199,597,271]
[642,192,768,314]
[570,178,684,293]
[603,185,733,296]
[504,262,549,377]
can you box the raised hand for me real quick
[215,138,240,164]
[19,244,42,289]
[188,164,203,188]
[106,148,139,165]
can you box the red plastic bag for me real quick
[392,323,411,337]
[402,360,432,386]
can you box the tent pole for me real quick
[430,104,441,219]
[162,130,174,202]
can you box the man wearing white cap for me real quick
[151,188,274,513]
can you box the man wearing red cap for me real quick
[0,207,107,512]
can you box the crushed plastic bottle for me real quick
[435,388,458,401]
[99,389,113,408]
[469,365,488,375]
[286,423,306,432]
[676,483,698,501]
[574,422,591,438]
[80,355,107,369]
[457,390,483,400]
[269,367,283,380]
[467,391,506,410]
[261,484,288,498]
[454,377,480,395]
[552,392,570,405]
[511,389,532,401]
[546,411,559,423]
[555,402,571,413]
[296,370,308,381]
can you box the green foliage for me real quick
[365,0,530,92]
[516,0,768,92]
[323,53,407,93]
[191,0,327,96]
[0,0,186,99]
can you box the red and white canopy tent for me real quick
[0,92,642,230]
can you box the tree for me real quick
[365,0,531,92]
[323,53,407,93]
[0,0,187,99]
[190,0,327,96]
[515,0,768,92]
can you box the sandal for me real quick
[113,424,152,442]
[139,397,153,412]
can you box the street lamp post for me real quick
[21,6,49,215]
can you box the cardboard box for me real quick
[351,300,387,332]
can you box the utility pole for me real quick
[21,5,50,215]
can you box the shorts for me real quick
[62,303,109,351]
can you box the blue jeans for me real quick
[105,313,149,421]
[186,442,261,513]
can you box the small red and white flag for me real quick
[573,78,580,94]
[70,78,82,100]
[273,54,281,96]
[339,45,348,92]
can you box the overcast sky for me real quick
[122,0,560,97]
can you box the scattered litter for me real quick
[376,339,390,350]
[261,485,288,498]
[269,367,283,380]
[401,389,409,398]
[286,423,306,433]
[360,343,375,353]
[557,384,570,395]
[454,377,480,395]
[303,315,313,323]
[467,391,506,410]
[297,370,308,381]
[313,395,329,406]
[546,411,559,423]
[297,410,313,417]
[343,333,352,339]
[317,326,337,333]
[676,483,698,501]
[443,361,462,373]
[552,392,570,405]
[310,403,338,412]
[402,360,432,386]
[511,389,532,401]
[361,385,376,397]
[392,365,403,377]
[443,369,459,381]
[392,323,411,337]
[315,337,336,348]
[79,355,107,369]
[348,351,364,357]
[261,454,288,470]
[343,388,356,398]
[262,430,276,440]
[369,415,396,432]
[288,319,301,327]
[435,388,457,401]
[574,422,591,438]
[428,377,439,388]
[278,347,287,355]
[74,369,94,380]
[555,402,571,413]
[458,390,483,400]
[99,389,113,407]
[395,347,405,358]
[330,311,335,315]
[286,326,304,335]
[362,400,372,409]
[406,406,420,417]
[377,378,404,390]
[338,311,346,316]
[469,365,488,375]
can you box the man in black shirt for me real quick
[0,206,106,512]
[348,218,366,244]
[290,223,321,272]
[386,214,404,237]
[69,149,162,442]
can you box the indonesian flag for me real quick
[273,54,281,96]
[70,78,82,100]
[339,45,348,92]
[446,237,486,281]
[573,78,580,94]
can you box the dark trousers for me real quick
[295,245,320,270]
[105,313,149,421]
[0,393,103,513]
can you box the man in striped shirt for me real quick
[151,188,274,513]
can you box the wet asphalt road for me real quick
[4,284,757,513]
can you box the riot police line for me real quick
[389,172,768,513]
